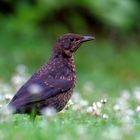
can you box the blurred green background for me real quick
[1,1,140,140]
[0,0,140,96]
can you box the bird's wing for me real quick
[9,79,73,108]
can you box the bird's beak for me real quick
[80,35,95,43]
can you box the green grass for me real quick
[0,34,140,140]
[0,109,140,140]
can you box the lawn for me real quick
[0,34,140,140]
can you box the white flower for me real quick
[136,106,140,112]
[1,105,15,115]
[11,75,24,86]
[71,92,81,103]
[86,106,93,113]
[0,104,3,109]
[28,84,43,94]
[0,105,15,122]
[41,107,56,117]
[113,104,121,111]
[126,109,134,116]
[68,99,74,106]
[121,115,133,124]
[102,114,109,120]
[121,90,130,100]
[96,102,102,108]
[4,94,13,101]
[101,98,107,104]
[133,87,140,101]
[79,99,88,107]
[16,64,27,75]
[0,95,4,102]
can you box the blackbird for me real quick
[9,33,94,114]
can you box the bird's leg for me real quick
[30,108,37,121]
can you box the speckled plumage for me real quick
[9,33,94,114]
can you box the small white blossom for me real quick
[79,99,88,107]
[96,102,102,108]
[16,64,27,75]
[28,84,43,94]
[0,104,3,109]
[1,105,15,115]
[0,95,4,102]
[133,87,140,101]
[68,99,74,106]
[86,106,93,113]
[136,106,140,112]
[4,94,13,101]
[41,107,56,117]
[113,104,121,111]
[121,115,133,124]
[11,75,23,85]
[71,92,81,103]
[0,105,15,122]
[101,98,107,104]
[102,114,109,120]
[126,109,134,116]
[93,109,101,116]
[121,90,130,100]
[92,103,97,110]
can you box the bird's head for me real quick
[54,33,95,57]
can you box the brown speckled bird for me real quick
[9,33,94,114]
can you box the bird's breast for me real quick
[35,56,76,85]
[49,56,76,83]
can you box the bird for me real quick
[8,33,94,115]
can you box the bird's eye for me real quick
[69,37,75,42]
